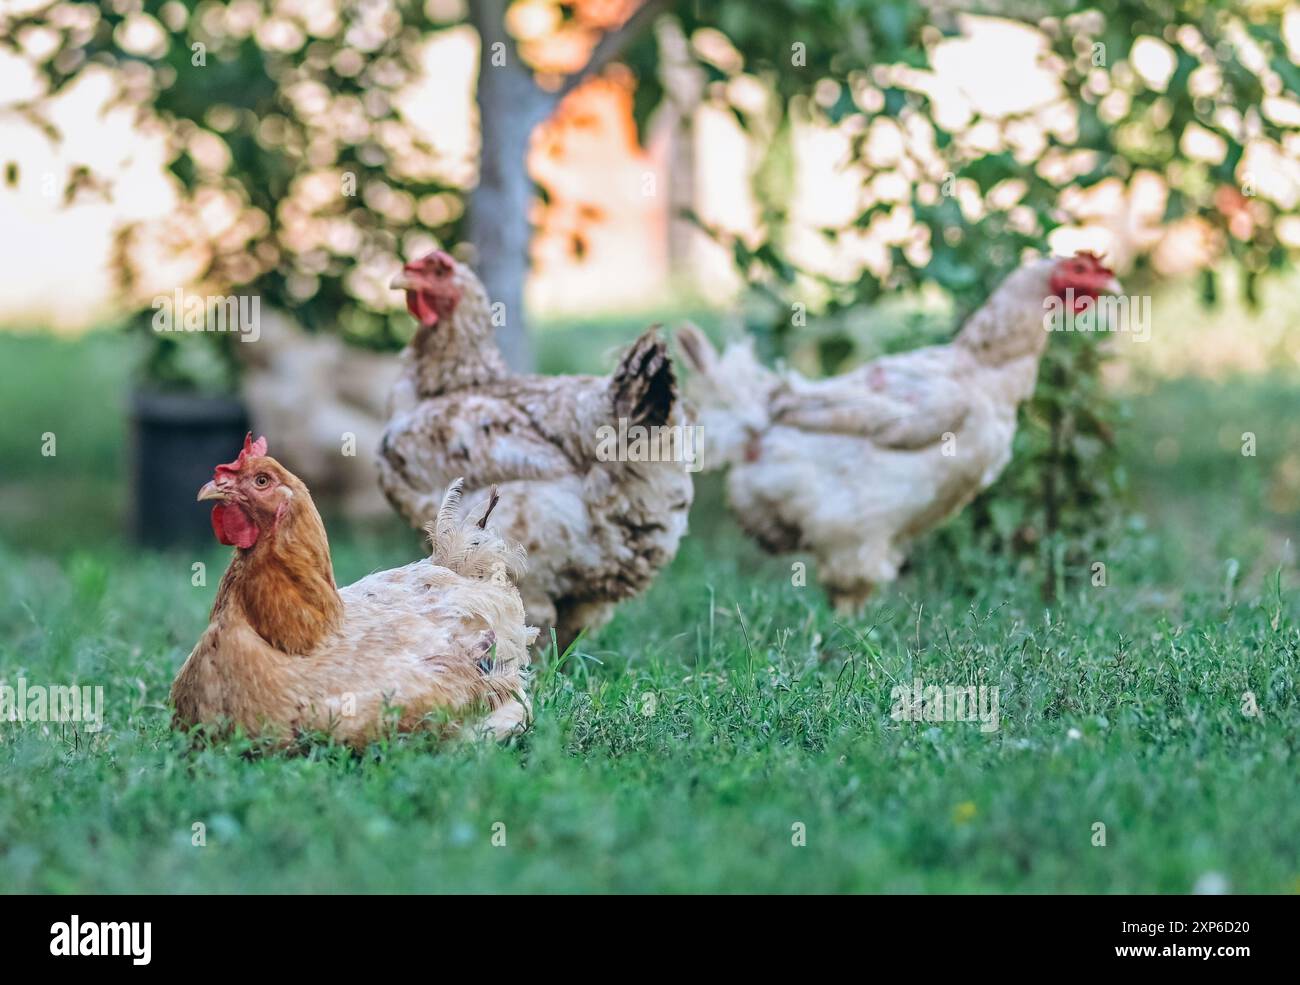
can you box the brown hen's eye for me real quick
[254,474,270,487]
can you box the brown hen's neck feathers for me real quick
[214,484,342,655]
[412,286,510,396]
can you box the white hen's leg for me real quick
[829,584,875,616]
[554,600,614,654]
[821,536,897,615]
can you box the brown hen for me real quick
[171,434,534,746]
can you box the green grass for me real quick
[0,331,134,552]
[1,328,1298,893]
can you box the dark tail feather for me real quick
[610,327,677,428]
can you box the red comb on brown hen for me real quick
[214,432,268,479]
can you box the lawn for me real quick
[0,322,1298,893]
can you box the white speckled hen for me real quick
[380,251,693,650]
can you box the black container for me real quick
[130,390,250,548]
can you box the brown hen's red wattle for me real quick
[211,503,258,548]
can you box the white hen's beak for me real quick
[390,270,413,290]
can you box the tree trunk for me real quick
[656,16,702,281]
[467,0,665,371]
[468,0,550,371]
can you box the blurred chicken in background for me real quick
[677,253,1120,612]
[238,310,400,518]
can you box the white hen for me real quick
[677,252,1120,611]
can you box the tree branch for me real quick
[552,0,672,103]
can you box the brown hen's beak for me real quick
[197,480,228,502]
[390,270,413,290]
